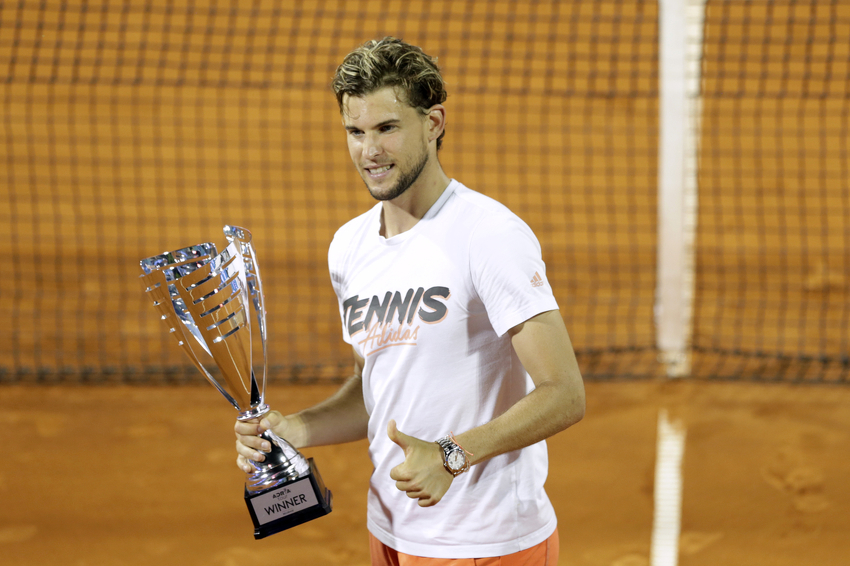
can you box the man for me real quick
[235,37,585,565]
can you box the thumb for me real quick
[259,410,283,434]
[387,419,412,452]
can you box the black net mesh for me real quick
[692,0,849,383]
[1,0,846,384]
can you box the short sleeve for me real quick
[469,214,559,336]
[328,230,353,345]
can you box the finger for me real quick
[389,465,411,482]
[387,419,413,451]
[235,438,268,463]
[235,431,272,454]
[394,480,418,492]
[236,455,255,474]
[234,419,262,437]
[392,479,424,498]
[418,496,436,507]
[259,410,284,433]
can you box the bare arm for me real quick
[389,309,585,505]
[297,349,369,446]
[235,349,369,471]
[455,309,585,464]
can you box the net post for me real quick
[656,0,706,378]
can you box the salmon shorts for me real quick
[369,529,559,566]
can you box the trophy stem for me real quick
[245,429,311,493]
[236,369,268,422]
[237,404,271,423]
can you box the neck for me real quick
[380,165,451,239]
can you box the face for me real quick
[342,87,433,202]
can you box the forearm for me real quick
[455,309,585,466]
[295,373,370,448]
[455,375,584,465]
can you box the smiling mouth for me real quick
[368,165,393,175]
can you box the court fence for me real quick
[1,0,847,385]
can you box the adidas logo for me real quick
[531,272,545,288]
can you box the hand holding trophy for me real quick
[139,225,332,539]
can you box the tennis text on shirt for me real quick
[342,286,450,356]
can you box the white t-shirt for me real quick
[328,180,560,558]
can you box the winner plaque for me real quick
[139,225,332,539]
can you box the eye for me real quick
[380,125,396,133]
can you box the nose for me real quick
[365,133,382,158]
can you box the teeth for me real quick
[371,165,392,174]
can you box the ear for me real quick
[425,104,446,144]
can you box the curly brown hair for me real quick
[332,37,448,149]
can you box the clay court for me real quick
[1,1,848,565]
[2,381,849,565]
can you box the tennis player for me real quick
[235,37,585,565]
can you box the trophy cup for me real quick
[139,225,332,539]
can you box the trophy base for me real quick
[244,457,332,539]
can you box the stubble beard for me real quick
[365,149,430,202]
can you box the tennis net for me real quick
[0,0,846,384]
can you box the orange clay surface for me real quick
[1,380,848,566]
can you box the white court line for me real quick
[650,409,687,566]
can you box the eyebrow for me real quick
[345,119,400,131]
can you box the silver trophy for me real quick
[139,225,332,539]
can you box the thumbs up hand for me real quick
[387,419,454,507]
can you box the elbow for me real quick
[558,377,585,430]
[573,393,586,424]
[563,392,585,430]
[536,372,586,433]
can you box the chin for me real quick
[368,188,397,202]
[364,179,401,202]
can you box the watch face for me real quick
[447,450,465,471]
